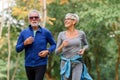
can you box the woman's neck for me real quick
[67,27,76,33]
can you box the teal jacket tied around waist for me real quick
[60,55,93,80]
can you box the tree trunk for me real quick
[42,0,46,27]
[0,0,4,38]
[11,54,20,80]
[7,19,11,80]
[45,55,55,80]
[95,57,100,80]
[115,43,120,80]
[45,72,55,80]
[7,0,11,80]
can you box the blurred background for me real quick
[0,0,120,80]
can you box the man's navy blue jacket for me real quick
[16,25,56,67]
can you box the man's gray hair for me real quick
[65,13,79,24]
[28,9,41,18]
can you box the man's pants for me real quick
[25,65,46,80]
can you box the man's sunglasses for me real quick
[29,16,39,20]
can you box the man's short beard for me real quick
[31,23,39,27]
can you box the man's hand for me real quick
[24,36,34,46]
[38,50,49,57]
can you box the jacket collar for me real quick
[29,25,42,32]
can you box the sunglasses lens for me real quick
[29,16,39,20]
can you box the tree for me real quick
[0,0,120,80]
[0,0,4,38]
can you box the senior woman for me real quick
[55,13,92,80]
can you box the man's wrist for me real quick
[47,49,50,55]
[24,41,27,46]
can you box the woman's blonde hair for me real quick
[65,13,79,24]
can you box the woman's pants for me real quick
[61,61,83,80]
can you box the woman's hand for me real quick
[78,48,85,55]
[61,40,69,47]
[56,40,69,53]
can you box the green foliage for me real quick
[13,53,27,80]
[0,0,120,80]
[0,60,6,79]
[47,0,120,80]
[47,54,61,79]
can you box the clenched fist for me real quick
[38,50,49,57]
[24,36,34,46]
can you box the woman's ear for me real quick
[73,20,77,25]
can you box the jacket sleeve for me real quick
[46,30,56,53]
[16,32,25,53]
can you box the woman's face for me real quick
[64,16,76,28]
